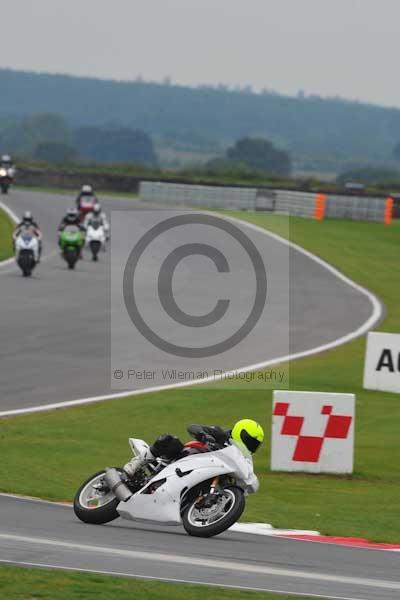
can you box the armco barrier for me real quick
[274,189,316,218]
[139,181,393,223]
[140,181,258,209]
[325,194,389,222]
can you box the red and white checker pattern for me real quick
[271,391,355,474]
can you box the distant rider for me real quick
[13,211,43,261]
[58,208,86,232]
[58,208,86,255]
[1,154,16,176]
[76,184,97,211]
[83,203,110,240]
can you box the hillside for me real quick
[1,68,400,171]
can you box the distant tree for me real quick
[226,137,291,176]
[73,127,157,165]
[22,113,70,145]
[0,113,71,157]
[33,141,76,163]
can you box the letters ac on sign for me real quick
[271,391,355,474]
[364,332,400,393]
[376,348,400,372]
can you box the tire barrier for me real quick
[139,181,393,224]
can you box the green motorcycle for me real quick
[59,225,84,270]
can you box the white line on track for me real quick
[0,200,19,267]
[0,206,383,418]
[0,559,371,600]
[0,533,399,592]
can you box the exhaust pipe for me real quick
[104,468,132,502]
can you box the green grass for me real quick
[0,205,14,261]
[18,185,138,200]
[1,213,399,542]
[0,565,320,600]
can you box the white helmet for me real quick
[81,184,93,195]
[1,154,11,163]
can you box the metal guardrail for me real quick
[325,194,386,222]
[139,181,392,223]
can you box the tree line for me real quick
[0,113,158,166]
[2,68,400,171]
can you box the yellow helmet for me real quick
[231,419,264,454]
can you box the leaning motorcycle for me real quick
[59,225,84,270]
[15,229,39,277]
[85,218,106,261]
[73,427,258,538]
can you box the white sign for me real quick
[271,391,355,474]
[364,332,400,394]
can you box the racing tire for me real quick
[73,469,121,525]
[182,486,245,538]
[90,241,101,261]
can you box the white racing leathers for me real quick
[84,211,110,238]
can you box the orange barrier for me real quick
[314,193,326,221]
[384,197,394,225]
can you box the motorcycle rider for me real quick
[83,202,110,240]
[76,184,97,211]
[1,154,15,176]
[58,208,86,254]
[13,211,42,261]
[123,419,264,478]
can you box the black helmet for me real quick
[66,208,79,223]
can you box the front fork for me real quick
[209,476,220,495]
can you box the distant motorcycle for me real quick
[15,229,39,277]
[0,167,14,194]
[78,196,97,222]
[59,225,84,270]
[85,218,106,261]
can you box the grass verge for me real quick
[0,565,319,600]
[0,204,14,261]
[1,213,399,541]
[18,185,138,200]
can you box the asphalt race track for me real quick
[1,190,395,599]
[0,495,399,599]
[0,189,378,413]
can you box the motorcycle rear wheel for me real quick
[182,486,245,538]
[74,469,122,524]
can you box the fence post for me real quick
[314,193,326,221]
[384,197,394,225]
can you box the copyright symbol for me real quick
[113,369,124,380]
[122,214,267,358]
[123,214,267,358]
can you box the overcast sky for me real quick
[1,0,398,107]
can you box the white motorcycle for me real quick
[15,229,40,277]
[85,218,106,261]
[73,426,259,538]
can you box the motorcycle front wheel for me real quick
[74,469,122,524]
[182,486,245,538]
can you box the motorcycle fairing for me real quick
[117,444,256,524]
